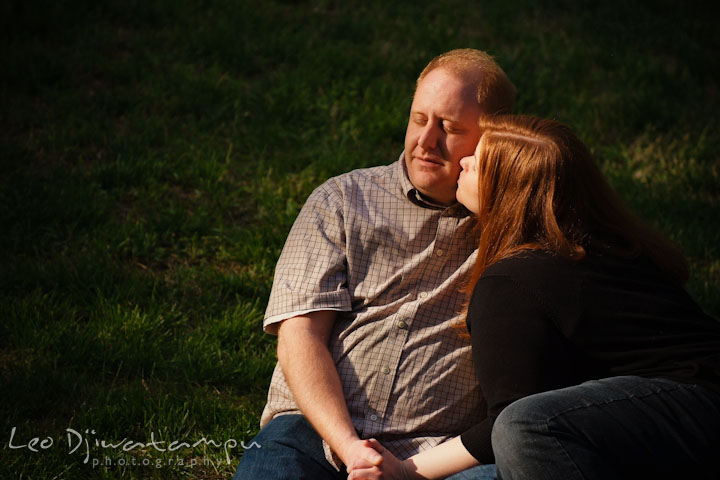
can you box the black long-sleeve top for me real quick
[459,250,720,464]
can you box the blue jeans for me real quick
[232,415,346,480]
[445,464,497,479]
[233,414,497,479]
[491,376,720,480]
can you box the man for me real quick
[234,49,516,479]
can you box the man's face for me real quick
[404,68,482,205]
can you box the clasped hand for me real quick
[346,438,415,480]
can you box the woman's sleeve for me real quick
[460,272,573,463]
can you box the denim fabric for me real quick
[445,463,497,479]
[233,414,496,480]
[232,415,346,480]
[492,376,720,480]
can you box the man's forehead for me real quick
[416,69,464,92]
[412,90,478,121]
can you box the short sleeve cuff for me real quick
[263,289,353,334]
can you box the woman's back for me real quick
[468,250,720,417]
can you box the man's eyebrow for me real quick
[442,117,468,128]
[411,111,467,126]
[415,112,455,121]
[438,111,467,123]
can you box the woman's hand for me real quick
[346,438,417,480]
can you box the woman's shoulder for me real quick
[474,250,587,323]
[478,251,584,315]
[483,250,576,280]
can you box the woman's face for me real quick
[456,142,481,214]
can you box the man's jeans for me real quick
[491,376,720,480]
[232,414,498,479]
[232,415,345,480]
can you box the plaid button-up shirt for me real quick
[261,156,484,466]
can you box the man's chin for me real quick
[414,183,456,206]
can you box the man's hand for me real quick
[343,438,384,474]
[347,439,416,480]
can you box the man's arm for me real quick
[276,310,383,470]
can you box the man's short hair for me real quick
[417,48,516,115]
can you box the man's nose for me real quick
[418,123,440,151]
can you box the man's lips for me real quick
[415,156,444,166]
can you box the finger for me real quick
[348,466,380,480]
[366,438,385,453]
[361,439,374,449]
[365,447,383,466]
[356,440,383,466]
[348,458,374,471]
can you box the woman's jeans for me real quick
[232,377,719,479]
[491,376,720,480]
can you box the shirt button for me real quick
[419,291,428,299]
[369,414,378,421]
[396,320,407,329]
[436,249,444,257]
[381,367,391,375]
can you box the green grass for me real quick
[1,0,718,477]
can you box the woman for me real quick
[348,115,720,479]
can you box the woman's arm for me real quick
[347,437,479,480]
[463,269,575,462]
[403,436,480,479]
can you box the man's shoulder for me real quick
[328,161,398,187]
[312,160,403,202]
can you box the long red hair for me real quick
[464,115,689,299]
